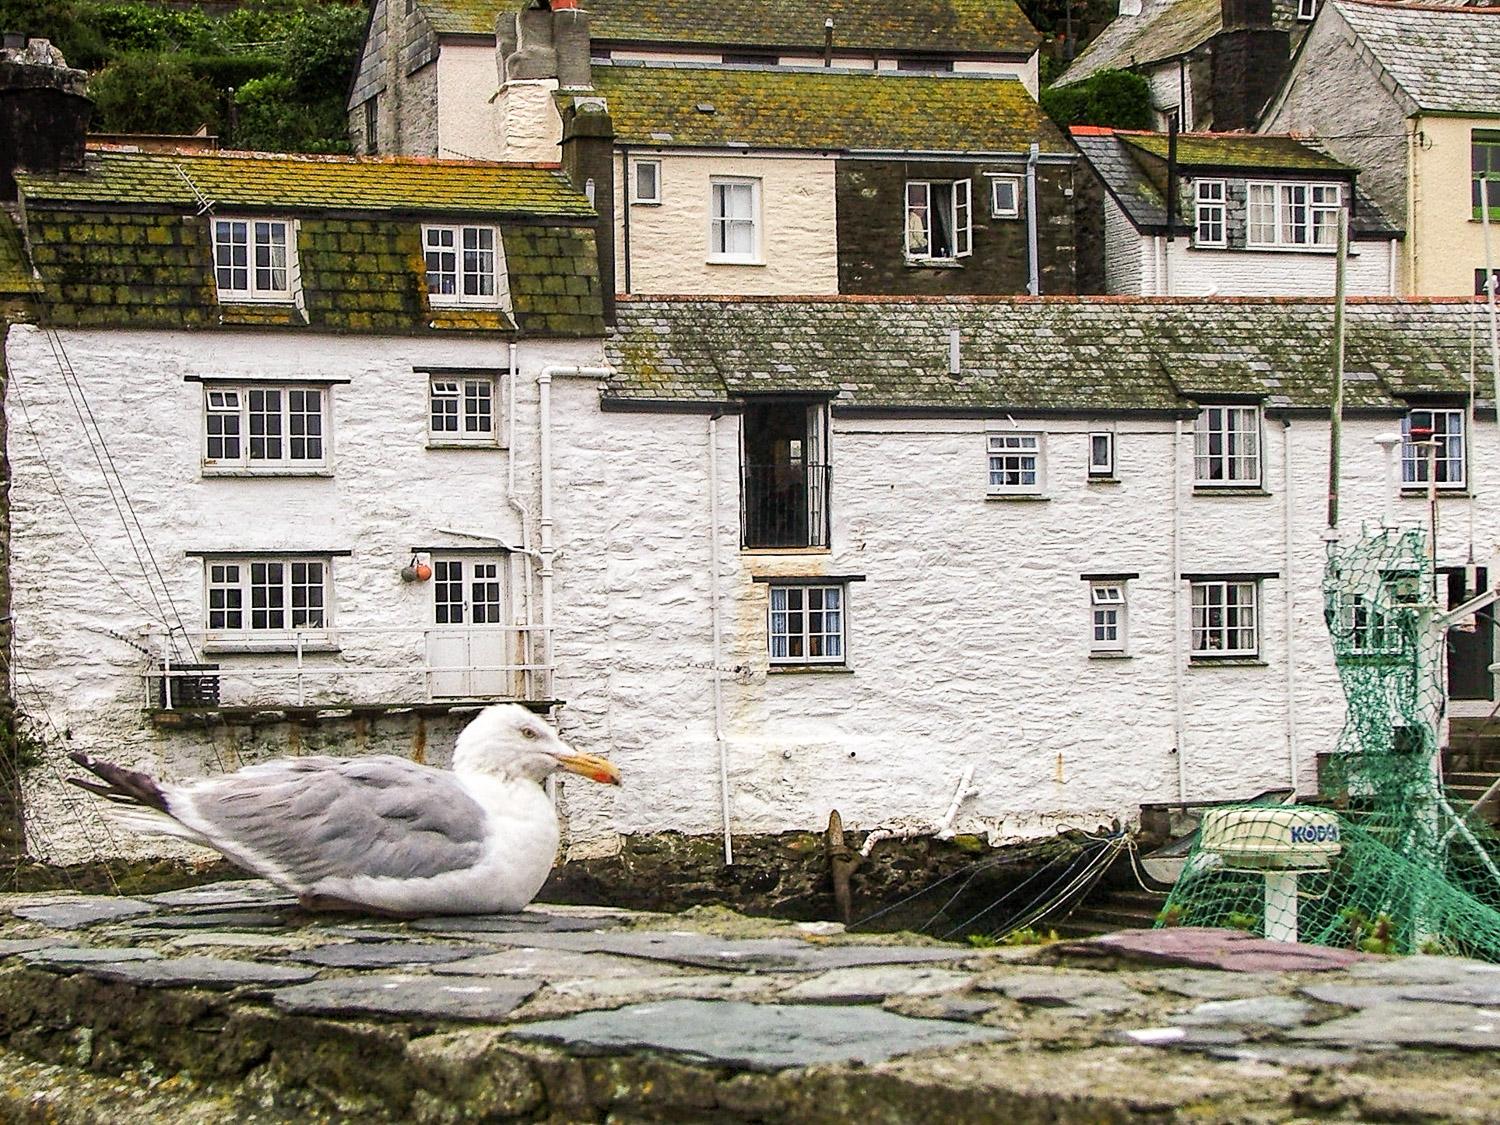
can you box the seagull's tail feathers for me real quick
[65,752,203,840]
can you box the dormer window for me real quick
[212,218,294,302]
[1246,182,1341,250]
[423,224,504,307]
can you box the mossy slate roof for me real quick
[1119,133,1350,173]
[1059,0,1220,85]
[0,211,38,300]
[586,64,1070,154]
[606,298,1487,412]
[444,0,1039,54]
[17,150,595,219]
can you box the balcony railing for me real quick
[741,462,830,549]
[144,624,552,714]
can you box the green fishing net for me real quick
[1159,527,1500,959]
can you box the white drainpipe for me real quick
[1282,419,1299,796]
[537,364,614,699]
[1025,143,1040,296]
[708,412,733,865]
[505,342,540,688]
[1172,418,1187,802]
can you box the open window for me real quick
[905,180,972,261]
[740,399,830,549]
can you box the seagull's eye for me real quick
[521,727,539,740]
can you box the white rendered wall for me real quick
[436,42,503,160]
[1104,193,1148,295]
[5,325,602,863]
[615,152,840,295]
[1162,241,1396,297]
[494,79,562,163]
[544,377,1500,853]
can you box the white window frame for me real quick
[1088,431,1115,478]
[631,159,662,205]
[1401,407,1467,490]
[1297,0,1317,20]
[423,223,504,308]
[428,375,500,446]
[989,175,1021,220]
[1190,580,1260,659]
[1090,583,1128,654]
[1246,181,1341,251]
[212,217,294,302]
[905,179,973,261]
[202,384,329,472]
[1193,405,1261,487]
[987,432,1044,496]
[203,557,333,645]
[768,582,847,666]
[708,177,760,263]
[1194,179,1226,247]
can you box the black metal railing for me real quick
[741,462,830,548]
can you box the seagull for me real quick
[66,704,620,916]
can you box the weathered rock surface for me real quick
[0,886,1496,1122]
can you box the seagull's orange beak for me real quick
[557,752,621,786]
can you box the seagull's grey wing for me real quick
[172,756,488,887]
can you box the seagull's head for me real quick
[453,704,621,787]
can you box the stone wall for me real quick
[835,159,1076,295]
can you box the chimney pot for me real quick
[2,32,24,50]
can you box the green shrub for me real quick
[1041,68,1152,131]
[88,51,219,134]
[233,73,351,153]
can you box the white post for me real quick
[1264,871,1300,943]
[295,632,305,707]
[1373,433,1401,529]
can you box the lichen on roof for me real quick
[584,64,1070,154]
[1120,133,1352,173]
[606,298,1488,413]
[17,150,595,218]
[0,210,38,301]
[460,0,1039,53]
[1058,0,1221,85]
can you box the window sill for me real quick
[426,440,505,451]
[201,639,340,655]
[1400,488,1470,498]
[1088,651,1132,660]
[217,296,297,306]
[985,493,1049,502]
[1192,486,1270,497]
[1241,245,1338,255]
[1189,657,1268,668]
[1087,476,1121,485]
[427,300,505,311]
[905,258,964,269]
[768,664,854,675]
[741,546,832,556]
[706,257,765,267]
[201,467,334,478]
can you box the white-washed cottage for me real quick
[1071,127,1400,296]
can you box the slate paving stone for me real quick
[1145,969,1284,1000]
[10,898,156,929]
[409,912,623,935]
[546,972,786,1003]
[509,999,1010,1071]
[272,974,540,1022]
[0,939,53,959]
[906,996,997,1022]
[433,947,680,982]
[131,911,289,931]
[1344,955,1500,984]
[146,881,291,909]
[166,932,309,952]
[978,971,1147,1014]
[1119,1025,1246,1050]
[320,927,404,944]
[1170,996,1316,1029]
[476,929,972,973]
[1091,928,1371,973]
[79,957,319,992]
[21,947,163,969]
[1206,1044,1362,1068]
[779,966,973,1004]
[1291,1000,1500,1051]
[1305,978,1500,1009]
[290,942,480,969]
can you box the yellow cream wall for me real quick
[1408,115,1500,296]
[435,43,505,160]
[614,153,840,295]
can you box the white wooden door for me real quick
[426,556,509,698]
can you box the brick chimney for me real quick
[0,38,90,202]
[1209,0,1289,130]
